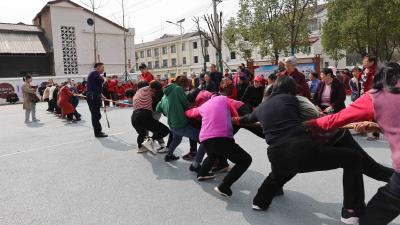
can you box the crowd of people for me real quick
[125,57,399,224]
[20,54,400,225]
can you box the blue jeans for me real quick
[169,125,205,163]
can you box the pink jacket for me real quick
[308,89,400,172]
[186,95,238,142]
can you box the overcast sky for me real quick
[0,0,239,43]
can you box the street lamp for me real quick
[166,19,185,76]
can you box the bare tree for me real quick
[193,17,209,73]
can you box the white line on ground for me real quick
[0,130,130,159]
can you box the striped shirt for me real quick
[133,86,153,111]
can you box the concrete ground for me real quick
[0,102,399,225]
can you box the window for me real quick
[194,56,199,63]
[154,48,159,56]
[162,59,168,68]
[182,43,186,51]
[148,61,153,69]
[135,63,139,70]
[205,40,209,47]
[147,49,152,57]
[61,26,78,74]
[324,62,329,68]
[154,60,160,69]
[162,46,168,55]
[171,58,177,67]
[230,52,236,60]
[204,54,210,62]
[193,42,198,49]
[135,52,138,59]
[182,57,187,65]
[140,51,144,58]
[171,45,176,53]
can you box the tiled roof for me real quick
[135,32,199,49]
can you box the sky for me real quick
[0,0,240,43]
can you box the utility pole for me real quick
[91,0,97,64]
[122,0,128,81]
[166,19,185,76]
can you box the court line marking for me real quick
[0,131,130,159]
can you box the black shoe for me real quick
[74,118,81,121]
[189,164,200,173]
[341,208,360,224]
[214,185,232,197]
[165,154,179,162]
[95,133,108,138]
[182,152,196,161]
[211,164,230,173]
[197,172,216,181]
[275,187,284,196]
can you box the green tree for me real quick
[322,0,400,61]
[224,0,316,62]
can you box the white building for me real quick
[33,0,135,77]
[135,32,249,78]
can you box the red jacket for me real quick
[278,69,311,99]
[362,64,376,93]
[107,79,118,93]
[140,72,154,83]
[57,86,75,115]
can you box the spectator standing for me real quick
[22,75,40,123]
[139,63,154,83]
[313,68,346,114]
[278,56,311,99]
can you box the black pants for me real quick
[199,138,252,188]
[131,109,170,148]
[335,130,393,182]
[253,136,365,210]
[48,99,55,112]
[87,92,103,135]
[166,131,198,153]
[108,92,117,106]
[360,172,400,225]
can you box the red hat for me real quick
[254,76,264,82]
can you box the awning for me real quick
[0,32,46,54]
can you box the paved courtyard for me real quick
[0,102,399,225]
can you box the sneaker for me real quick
[189,164,200,173]
[197,172,216,181]
[341,208,360,225]
[214,186,232,197]
[182,152,196,161]
[142,139,156,153]
[32,119,40,122]
[165,154,179,162]
[156,147,168,154]
[211,164,230,173]
[252,204,268,211]
[24,120,31,124]
[137,146,148,153]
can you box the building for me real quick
[135,32,248,78]
[0,23,52,78]
[33,0,135,77]
[135,4,346,78]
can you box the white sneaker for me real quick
[156,147,168,154]
[137,146,148,153]
[142,139,156,153]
